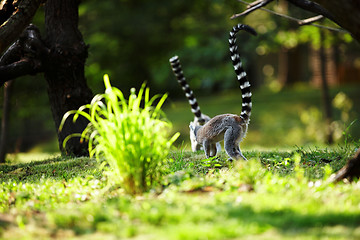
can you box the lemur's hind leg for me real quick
[224,127,247,161]
[236,146,247,161]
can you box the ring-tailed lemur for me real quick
[169,55,221,152]
[190,24,257,160]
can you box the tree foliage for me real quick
[79,0,260,94]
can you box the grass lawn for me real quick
[1,146,360,239]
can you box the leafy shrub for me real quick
[61,74,179,195]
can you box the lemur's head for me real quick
[189,114,211,151]
[189,121,203,152]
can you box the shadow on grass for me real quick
[58,194,359,238]
[0,156,100,183]
[227,204,360,232]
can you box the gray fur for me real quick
[195,114,248,160]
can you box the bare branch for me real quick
[247,0,271,9]
[298,15,323,25]
[231,0,274,19]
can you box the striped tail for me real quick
[229,24,257,122]
[169,56,206,124]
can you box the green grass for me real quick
[1,146,360,239]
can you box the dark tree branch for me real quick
[0,0,45,54]
[0,38,22,65]
[0,0,16,25]
[330,148,360,183]
[232,0,336,23]
[20,24,50,59]
[233,0,348,33]
[286,0,339,25]
[0,24,48,84]
[311,0,360,42]
[0,59,42,85]
[233,0,359,41]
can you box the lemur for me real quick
[191,24,257,161]
[169,55,221,152]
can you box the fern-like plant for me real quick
[60,74,179,195]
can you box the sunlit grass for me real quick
[1,147,360,239]
[5,152,61,164]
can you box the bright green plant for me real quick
[60,74,179,195]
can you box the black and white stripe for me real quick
[229,24,257,122]
[169,56,206,124]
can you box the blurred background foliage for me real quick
[1,0,360,154]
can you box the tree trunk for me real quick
[0,80,14,163]
[278,47,289,87]
[43,0,93,156]
[319,30,333,144]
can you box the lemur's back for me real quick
[196,114,245,142]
